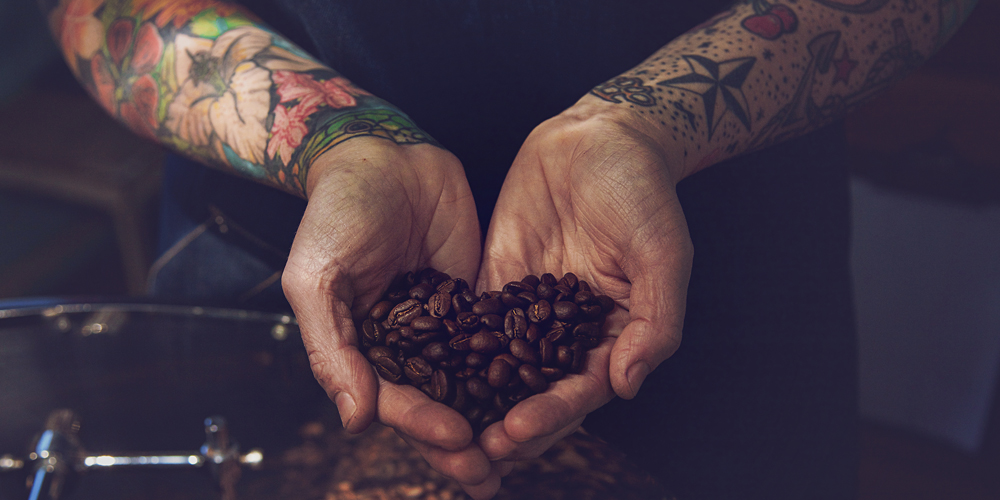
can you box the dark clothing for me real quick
[154,2,858,498]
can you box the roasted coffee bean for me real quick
[436,278,467,295]
[574,291,595,305]
[443,319,461,337]
[450,380,469,412]
[501,291,530,309]
[469,331,501,354]
[465,377,494,401]
[455,366,478,380]
[491,329,511,349]
[521,274,541,289]
[503,281,535,296]
[536,283,557,302]
[430,369,453,402]
[554,284,573,296]
[494,353,521,369]
[410,330,440,345]
[487,358,512,389]
[452,293,475,314]
[411,316,443,332]
[527,300,552,323]
[539,338,554,366]
[545,323,568,344]
[556,345,573,370]
[510,386,532,403]
[518,291,538,304]
[427,292,452,318]
[559,272,579,291]
[409,283,436,302]
[504,308,528,339]
[540,366,564,381]
[573,322,600,338]
[480,313,504,331]
[387,289,409,302]
[493,392,514,413]
[597,295,616,315]
[580,304,603,320]
[464,405,485,426]
[553,301,578,321]
[369,301,393,321]
[404,357,434,385]
[361,319,378,346]
[417,268,438,284]
[397,339,416,353]
[388,299,423,326]
[375,357,403,383]
[366,346,394,363]
[510,338,541,366]
[385,330,402,348]
[465,352,490,369]
[540,273,557,287]
[421,342,451,363]
[440,352,466,370]
[449,334,472,351]
[577,280,591,293]
[525,323,542,344]
[456,312,480,332]
[472,297,503,316]
[519,364,549,393]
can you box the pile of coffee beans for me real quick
[358,268,615,434]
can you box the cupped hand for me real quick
[475,99,694,474]
[281,137,492,487]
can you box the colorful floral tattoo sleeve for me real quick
[45,0,436,197]
[589,0,979,174]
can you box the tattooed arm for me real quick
[45,0,487,487]
[475,0,977,487]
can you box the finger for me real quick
[282,263,378,434]
[396,430,492,486]
[609,224,693,399]
[376,379,474,451]
[480,414,584,462]
[497,460,516,478]
[459,468,502,500]
[491,339,616,446]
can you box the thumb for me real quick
[609,233,692,400]
[282,266,379,433]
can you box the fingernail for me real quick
[335,392,357,428]
[626,361,651,397]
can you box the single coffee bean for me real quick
[525,323,542,344]
[440,352,466,370]
[556,345,573,370]
[409,283,436,302]
[574,290,595,305]
[410,330,440,345]
[464,405,485,426]
[436,277,467,295]
[472,297,503,316]
[487,358,512,389]
[559,272,579,291]
[443,319,461,336]
[536,283,557,302]
[404,357,434,385]
[430,369,453,403]
[417,267,438,284]
[501,291,530,309]
[361,319,378,346]
[503,281,535,296]
[545,323,568,344]
[450,380,469,412]
[510,386,532,403]
[573,322,600,338]
[455,366,478,380]
[494,353,521,369]
[385,330,402,348]
[397,339,416,354]
[449,334,473,351]
[504,308,528,339]
[517,291,538,304]
[366,346,394,363]
[421,342,451,363]
[540,273,558,287]
[369,301,393,321]
[596,295,616,315]
[481,409,504,430]
[554,284,573,296]
[527,300,552,323]
[570,342,585,373]
[521,274,541,289]
[539,338,554,366]
[510,338,541,366]
[430,271,450,287]
[465,352,490,369]
[420,383,435,399]
[375,357,404,383]
[470,331,501,354]
[427,292,452,318]
[452,293,475,314]
[554,291,573,304]
[480,313,504,331]
[388,299,423,326]
[387,289,409,302]
[580,304,603,320]
[490,329,511,349]
[553,301,578,321]
[411,316,443,332]
[456,312,480,332]
[465,377,494,401]
[540,366,565,382]
[577,280,591,293]
[519,364,549,393]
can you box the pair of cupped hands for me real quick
[282,97,694,499]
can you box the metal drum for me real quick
[0,299,672,500]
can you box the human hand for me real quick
[281,137,493,487]
[474,99,694,488]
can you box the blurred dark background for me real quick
[1,1,999,498]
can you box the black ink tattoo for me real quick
[658,55,756,140]
[590,77,657,107]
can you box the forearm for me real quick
[45,0,434,197]
[586,0,978,178]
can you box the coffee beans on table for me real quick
[358,268,615,434]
